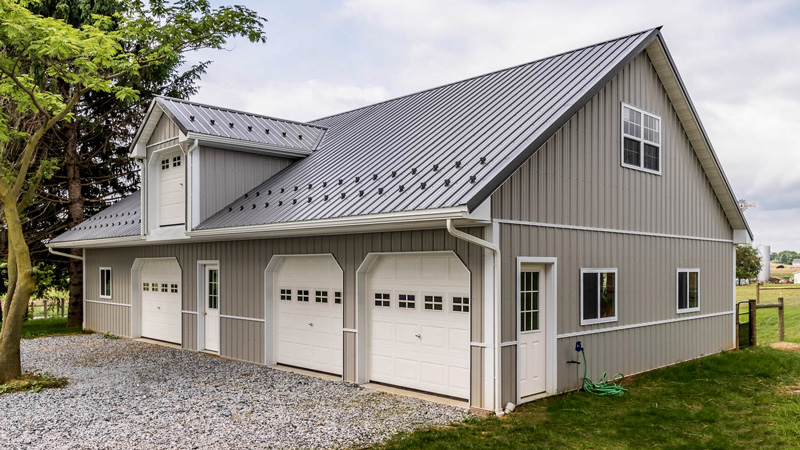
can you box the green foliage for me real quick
[0,316,88,338]
[773,250,800,265]
[0,370,67,394]
[101,331,118,339]
[0,261,69,296]
[377,347,800,450]
[736,244,762,280]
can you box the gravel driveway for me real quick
[0,334,470,449]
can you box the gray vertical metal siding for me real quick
[491,52,732,240]
[84,227,486,407]
[182,313,197,351]
[85,303,130,336]
[146,113,180,151]
[197,146,294,222]
[491,51,736,402]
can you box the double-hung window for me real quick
[581,269,617,325]
[677,269,700,313]
[622,103,661,174]
[100,267,112,299]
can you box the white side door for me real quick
[518,264,547,398]
[204,265,220,353]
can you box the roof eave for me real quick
[187,132,315,158]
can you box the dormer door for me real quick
[158,151,185,226]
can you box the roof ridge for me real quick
[155,96,329,131]
[309,27,660,124]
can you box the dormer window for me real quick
[621,103,661,174]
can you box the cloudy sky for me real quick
[190,0,799,251]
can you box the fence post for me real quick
[749,299,757,347]
[778,297,785,342]
[43,299,48,319]
[756,284,760,304]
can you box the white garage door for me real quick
[274,255,343,375]
[158,151,185,226]
[141,259,182,344]
[368,254,471,399]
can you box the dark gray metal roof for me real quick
[196,28,659,230]
[50,192,142,243]
[154,97,327,153]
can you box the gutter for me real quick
[48,247,84,261]
[446,219,503,416]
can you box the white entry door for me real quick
[140,259,182,344]
[367,254,471,399]
[518,264,547,398]
[274,256,343,375]
[204,265,220,353]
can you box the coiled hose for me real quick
[581,349,628,396]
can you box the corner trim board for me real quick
[556,310,734,339]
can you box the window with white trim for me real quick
[100,268,112,299]
[297,290,309,302]
[398,294,415,309]
[172,155,181,167]
[143,282,150,292]
[453,296,470,313]
[334,291,342,304]
[280,289,292,301]
[161,159,169,170]
[170,284,179,293]
[677,269,700,312]
[520,272,539,331]
[622,103,661,174]
[424,295,443,311]
[374,293,390,307]
[581,269,617,325]
[151,282,159,291]
[315,290,328,303]
[161,283,169,293]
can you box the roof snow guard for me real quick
[132,97,327,158]
[49,192,142,244]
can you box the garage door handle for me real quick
[415,334,421,339]
[308,322,313,327]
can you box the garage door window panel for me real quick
[334,291,342,304]
[315,291,329,303]
[280,289,292,301]
[398,294,416,309]
[297,290,309,302]
[143,282,150,292]
[452,296,470,313]
[424,295,443,311]
[374,292,390,307]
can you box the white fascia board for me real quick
[130,105,164,159]
[466,197,491,222]
[187,132,312,158]
[733,229,752,244]
[46,235,145,249]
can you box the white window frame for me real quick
[99,267,112,299]
[373,292,391,307]
[621,102,661,175]
[398,293,416,309]
[580,268,618,325]
[452,295,470,313]
[676,268,700,314]
[423,293,444,311]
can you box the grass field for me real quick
[737,284,800,345]
[0,317,88,339]
[376,347,800,450]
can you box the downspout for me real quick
[48,246,84,261]
[446,219,503,416]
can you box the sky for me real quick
[188,0,800,251]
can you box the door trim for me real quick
[197,260,220,354]
[516,257,558,403]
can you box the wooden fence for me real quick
[28,298,67,319]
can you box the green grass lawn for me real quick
[0,317,88,339]
[376,347,800,450]
[737,284,800,345]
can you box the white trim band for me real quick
[500,341,518,347]
[85,299,131,307]
[343,328,357,333]
[495,219,734,243]
[182,310,198,315]
[557,311,733,339]
[470,342,489,348]
[146,136,180,148]
[219,314,266,323]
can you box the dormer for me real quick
[129,97,327,239]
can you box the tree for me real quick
[736,244,762,281]
[21,0,218,328]
[774,250,800,265]
[0,0,266,383]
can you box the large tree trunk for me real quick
[65,124,84,328]
[0,201,36,383]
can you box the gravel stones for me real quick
[0,335,470,449]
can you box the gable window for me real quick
[622,103,661,174]
[581,269,617,325]
[398,294,415,309]
[374,293,390,307]
[297,290,309,302]
[677,269,700,313]
[424,295,443,311]
[100,268,112,299]
[280,289,292,301]
[315,290,328,303]
[172,155,181,167]
[453,296,470,313]
[161,159,170,170]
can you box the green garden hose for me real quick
[581,350,628,396]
